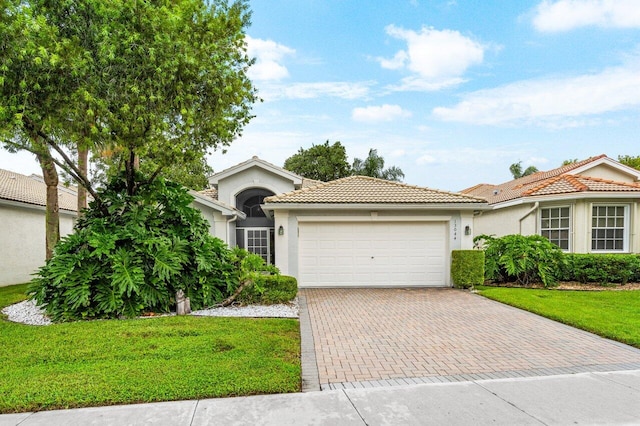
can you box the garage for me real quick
[262,175,488,288]
[298,221,447,287]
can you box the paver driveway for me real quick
[300,288,640,390]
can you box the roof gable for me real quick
[264,175,486,205]
[208,156,303,187]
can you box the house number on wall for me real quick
[453,219,457,240]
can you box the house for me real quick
[0,169,79,286]
[201,156,488,288]
[462,155,640,253]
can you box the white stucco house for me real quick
[200,156,488,288]
[462,155,640,253]
[0,169,79,286]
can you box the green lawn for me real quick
[477,286,640,349]
[0,284,300,414]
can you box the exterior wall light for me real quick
[464,225,471,236]
[278,225,284,235]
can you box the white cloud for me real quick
[352,104,412,122]
[532,0,640,32]
[258,81,373,101]
[378,25,485,91]
[432,62,640,127]
[246,36,295,81]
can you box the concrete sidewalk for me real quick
[3,370,639,425]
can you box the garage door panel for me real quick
[299,221,448,287]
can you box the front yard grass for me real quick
[0,284,301,414]
[477,286,640,349]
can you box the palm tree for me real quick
[352,149,405,182]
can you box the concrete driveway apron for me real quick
[299,288,640,391]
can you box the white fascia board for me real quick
[490,192,640,209]
[572,157,640,180]
[208,159,302,186]
[262,202,489,212]
[190,191,246,219]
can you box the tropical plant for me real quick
[351,149,404,181]
[509,161,538,179]
[28,172,273,322]
[283,141,350,181]
[474,234,566,287]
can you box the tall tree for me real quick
[617,155,640,170]
[352,149,404,182]
[283,141,351,181]
[1,0,256,250]
[509,161,538,179]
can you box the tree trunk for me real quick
[36,147,60,260]
[77,144,88,216]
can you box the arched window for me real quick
[242,195,267,218]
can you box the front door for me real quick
[244,227,274,264]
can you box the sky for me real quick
[2,0,640,191]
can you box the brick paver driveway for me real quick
[300,288,640,390]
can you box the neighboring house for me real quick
[462,155,640,253]
[200,156,488,288]
[0,169,78,286]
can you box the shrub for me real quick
[560,253,640,285]
[237,275,298,305]
[474,234,566,287]
[451,250,485,289]
[28,172,272,322]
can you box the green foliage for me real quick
[237,275,298,305]
[509,161,538,179]
[560,254,640,285]
[28,172,270,321]
[1,0,256,199]
[451,250,485,289]
[617,155,640,171]
[0,284,300,413]
[352,148,404,182]
[283,141,350,182]
[474,234,566,287]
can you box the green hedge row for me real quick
[559,253,640,285]
[451,250,485,289]
[237,275,298,305]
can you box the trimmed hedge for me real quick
[237,275,298,305]
[451,250,485,289]
[560,253,640,285]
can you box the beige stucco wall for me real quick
[474,198,640,254]
[580,164,637,183]
[195,205,230,243]
[0,203,76,287]
[215,168,296,208]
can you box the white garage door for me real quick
[298,221,448,287]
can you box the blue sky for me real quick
[2,0,640,191]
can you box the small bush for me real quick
[451,250,485,289]
[237,275,298,305]
[474,234,566,288]
[560,253,640,285]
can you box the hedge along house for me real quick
[462,155,640,253]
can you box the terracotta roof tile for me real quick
[0,168,78,211]
[524,175,640,196]
[264,175,486,204]
[198,187,218,200]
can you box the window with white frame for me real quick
[540,206,571,250]
[591,205,628,252]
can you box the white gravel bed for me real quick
[2,298,299,326]
[1,299,52,326]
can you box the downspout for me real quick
[519,202,539,234]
